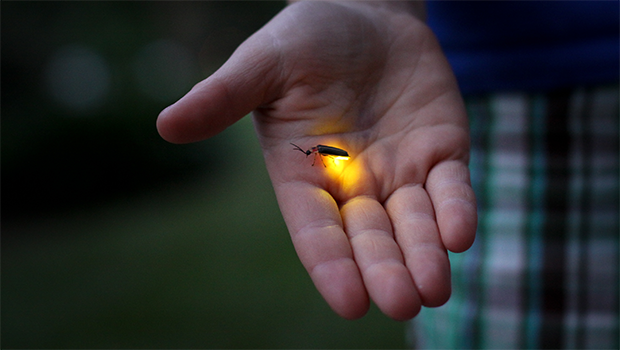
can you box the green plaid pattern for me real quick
[408,86,619,349]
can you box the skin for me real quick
[157,1,477,321]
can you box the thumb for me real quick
[157,34,279,144]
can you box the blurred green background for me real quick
[2,2,406,348]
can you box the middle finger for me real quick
[341,195,421,320]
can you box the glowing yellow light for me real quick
[324,153,351,182]
[332,155,350,166]
[340,158,366,196]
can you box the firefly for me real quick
[290,143,350,167]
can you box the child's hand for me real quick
[157,1,476,320]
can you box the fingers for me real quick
[385,185,452,307]
[275,182,369,320]
[341,196,421,321]
[426,160,477,253]
[157,32,278,144]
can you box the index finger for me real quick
[274,181,369,319]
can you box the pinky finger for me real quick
[425,160,477,253]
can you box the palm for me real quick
[157,2,476,321]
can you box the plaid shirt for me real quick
[409,86,619,349]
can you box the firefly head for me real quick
[290,143,311,156]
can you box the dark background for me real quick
[2,2,406,348]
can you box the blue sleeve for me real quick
[427,1,620,94]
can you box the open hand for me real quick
[157,1,477,321]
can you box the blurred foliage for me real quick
[2,2,406,348]
[2,1,284,223]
